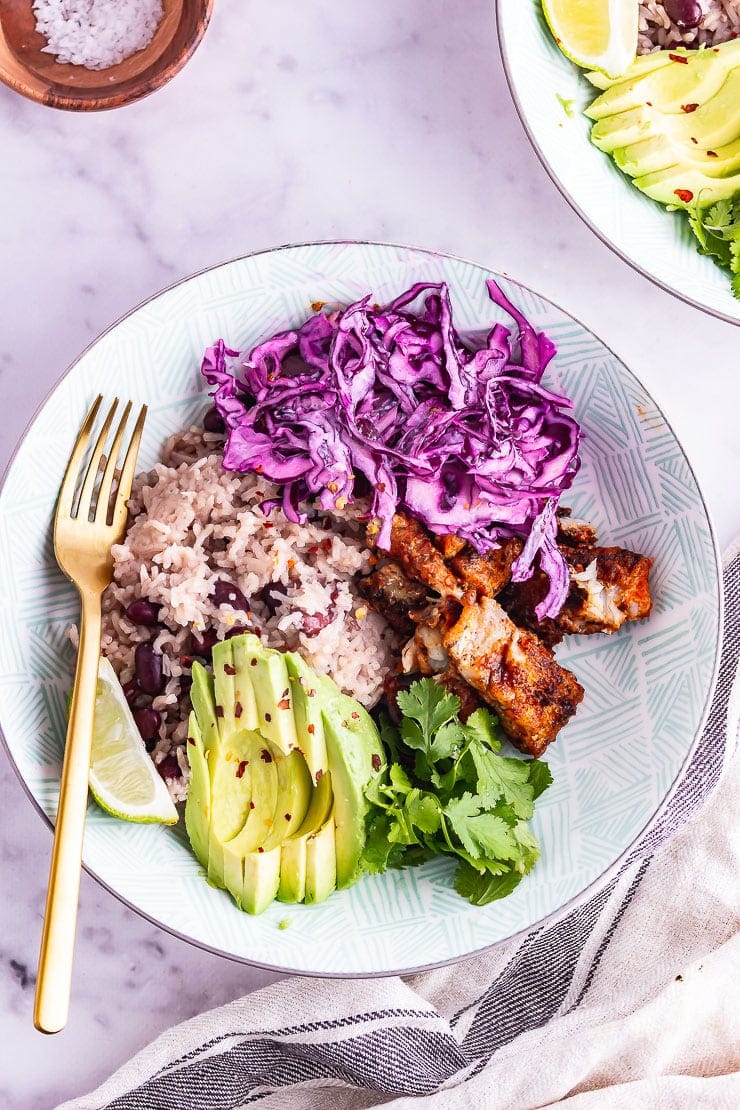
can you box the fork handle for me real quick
[34,587,102,1034]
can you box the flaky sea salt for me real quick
[33,0,164,71]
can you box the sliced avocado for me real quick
[285,652,329,782]
[260,749,314,851]
[184,711,210,871]
[586,48,678,92]
[293,770,334,839]
[247,644,299,755]
[320,688,385,889]
[587,41,740,209]
[230,633,260,731]
[586,42,740,121]
[212,639,240,742]
[304,817,337,905]
[190,661,220,752]
[241,847,281,914]
[221,732,279,855]
[278,836,307,904]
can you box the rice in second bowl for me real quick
[638,0,740,53]
[100,425,401,802]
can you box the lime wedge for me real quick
[542,0,638,80]
[87,657,179,824]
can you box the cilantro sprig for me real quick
[687,197,740,300]
[362,679,552,906]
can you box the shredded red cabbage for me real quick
[202,280,581,619]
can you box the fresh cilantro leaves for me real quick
[687,197,740,300]
[362,679,552,906]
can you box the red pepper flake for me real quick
[669,53,688,64]
[258,846,264,853]
[277,698,291,710]
[235,702,243,718]
[321,539,332,552]
[707,150,718,158]
[181,655,193,667]
[284,813,292,821]
[224,663,236,676]
[236,760,248,779]
[646,101,652,107]
[307,723,315,734]
[681,103,699,113]
[330,589,339,602]
[674,189,694,203]
[315,769,323,781]
[307,544,319,554]
[187,737,195,746]
[351,712,360,720]
[308,688,316,698]
[260,749,273,763]
[262,521,273,529]
[216,705,224,718]
[376,481,386,493]
[264,712,272,722]
[690,137,698,144]
[250,658,258,667]
[249,801,255,810]
[372,754,381,771]
[282,688,289,699]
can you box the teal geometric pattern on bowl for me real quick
[0,242,722,976]
[497,0,740,326]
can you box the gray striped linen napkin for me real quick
[59,545,740,1110]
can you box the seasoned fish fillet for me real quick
[379,513,465,599]
[357,562,428,636]
[450,537,523,599]
[443,597,584,757]
[499,545,653,647]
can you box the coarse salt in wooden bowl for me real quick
[0,0,213,111]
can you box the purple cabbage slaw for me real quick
[201,280,581,619]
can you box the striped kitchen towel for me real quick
[59,544,740,1110]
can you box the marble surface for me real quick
[0,1,737,1106]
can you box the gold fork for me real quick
[34,396,147,1035]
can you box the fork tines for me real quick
[57,396,147,528]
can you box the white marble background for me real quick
[0,1,738,1106]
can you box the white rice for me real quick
[100,426,401,803]
[638,1,740,53]
[33,0,163,70]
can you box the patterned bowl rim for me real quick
[494,0,740,328]
[0,240,724,978]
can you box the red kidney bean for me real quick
[213,579,249,611]
[122,680,139,706]
[156,755,180,781]
[301,610,334,636]
[203,406,226,434]
[133,707,161,742]
[134,642,164,695]
[125,598,161,626]
[190,628,220,656]
[664,0,702,28]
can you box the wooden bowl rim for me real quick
[0,0,214,111]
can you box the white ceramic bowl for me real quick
[0,242,722,975]
[497,0,740,325]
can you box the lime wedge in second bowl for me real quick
[542,0,638,79]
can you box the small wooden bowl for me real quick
[0,0,213,111]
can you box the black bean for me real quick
[133,707,161,742]
[203,406,226,434]
[156,755,180,781]
[125,599,161,626]
[259,584,285,617]
[190,628,219,656]
[134,642,164,695]
[213,579,249,611]
[663,0,703,29]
